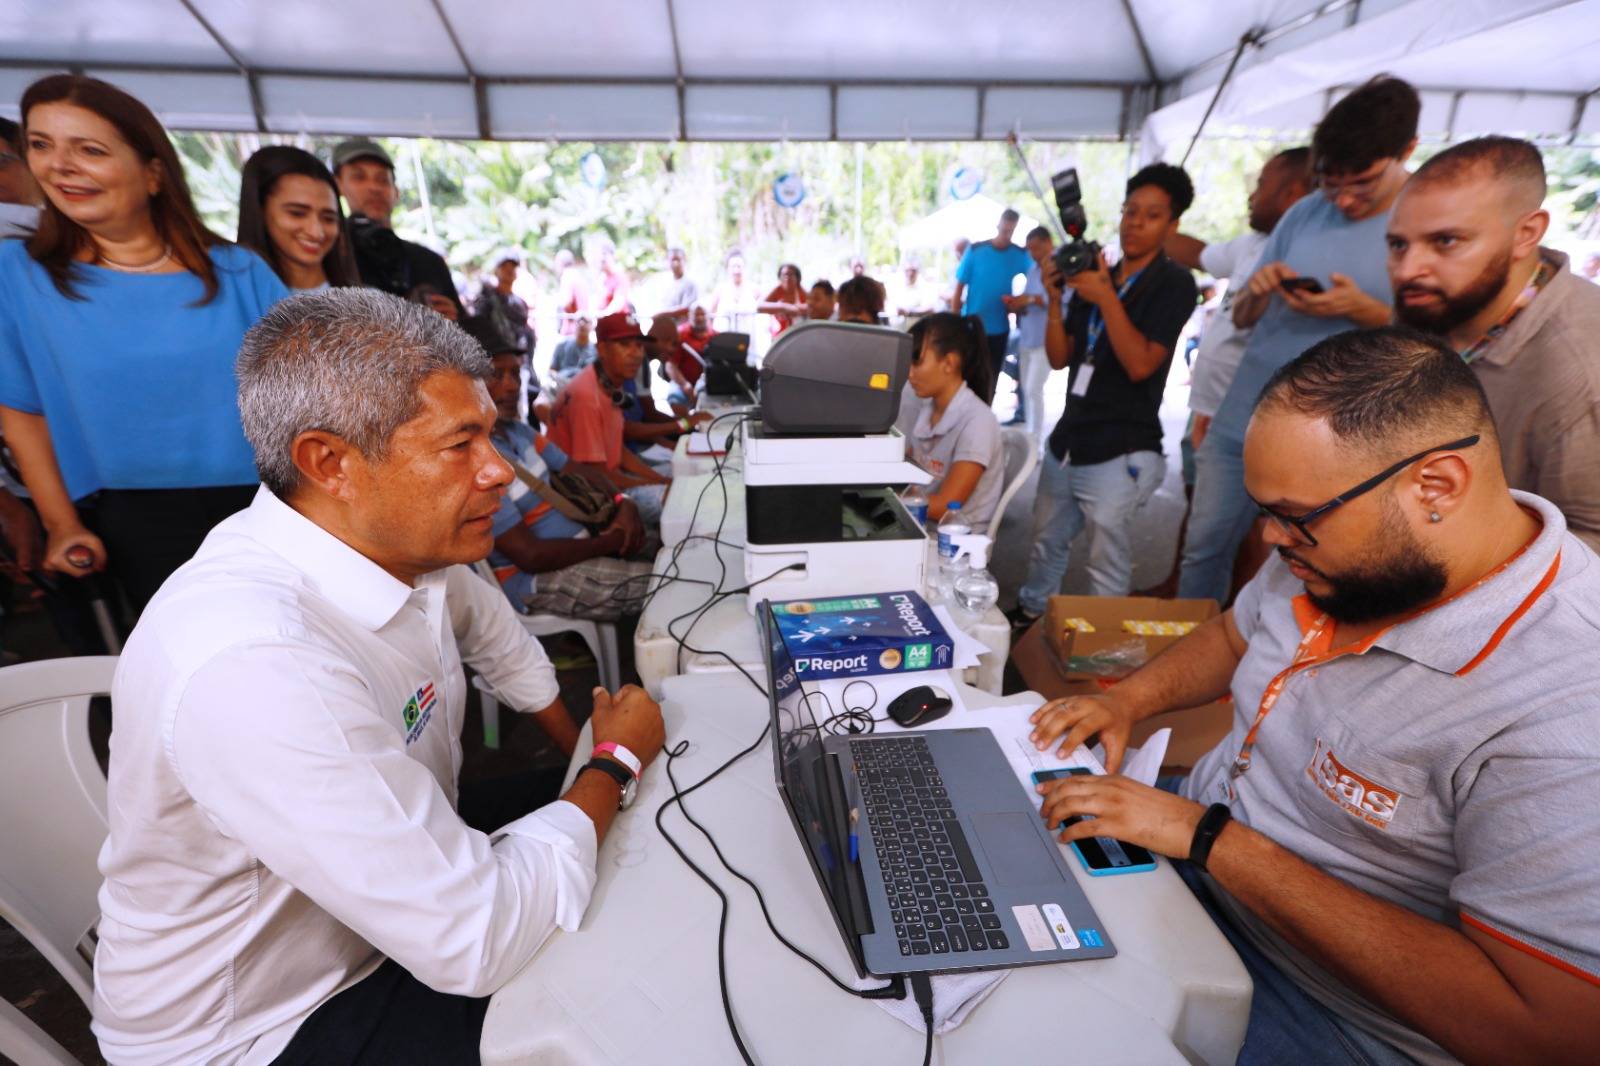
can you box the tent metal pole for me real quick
[1119,0,1159,84]
[175,0,264,133]
[665,0,688,141]
[1004,133,1066,245]
[1179,30,1259,167]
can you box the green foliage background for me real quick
[175,131,1600,297]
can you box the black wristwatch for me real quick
[1188,802,1233,871]
[579,757,637,810]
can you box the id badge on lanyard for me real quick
[1072,267,1144,399]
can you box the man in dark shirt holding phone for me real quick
[1012,163,1198,623]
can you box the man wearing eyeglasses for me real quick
[1029,327,1600,1066]
[1179,77,1419,606]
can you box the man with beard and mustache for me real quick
[1028,327,1600,1066]
[1388,135,1600,553]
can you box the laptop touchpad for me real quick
[972,812,1063,886]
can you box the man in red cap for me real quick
[548,311,672,524]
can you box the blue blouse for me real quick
[0,241,288,500]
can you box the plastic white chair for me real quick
[469,561,619,749]
[990,426,1040,542]
[0,656,117,1066]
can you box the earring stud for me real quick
[1429,511,1442,523]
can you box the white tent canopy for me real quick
[3,0,1597,152]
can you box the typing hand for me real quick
[590,685,665,773]
[1029,692,1138,773]
[1036,774,1206,858]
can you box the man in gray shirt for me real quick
[1030,328,1600,1066]
[1387,135,1600,554]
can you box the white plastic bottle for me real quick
[932,501,971,604]
[951,534,1000,624]
[901,484,929,528]
[936,501,970,562]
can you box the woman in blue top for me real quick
[0,75,288,611]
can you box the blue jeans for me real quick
[1019,449,1165,613]
[1152,777,1419,1066]
[1177,429,1257,604]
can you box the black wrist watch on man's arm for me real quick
[1188,802,1233,871]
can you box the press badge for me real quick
[1070,363,1094,397]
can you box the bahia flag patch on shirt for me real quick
[402,681,437,745]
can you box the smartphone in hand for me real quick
[1279,276,1326,295]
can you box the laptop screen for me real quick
[760,602,867,964]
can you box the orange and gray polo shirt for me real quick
[1183,491,1600,1065]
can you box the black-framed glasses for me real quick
[1249,434,1479,547]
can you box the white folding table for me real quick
[633,537,1012,699]
[480,672,1251,1066]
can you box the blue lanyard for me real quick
[1083,267,1145,365]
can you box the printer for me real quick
[741,322,932,610]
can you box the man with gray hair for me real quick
[93,288,665,1065]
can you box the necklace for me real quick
[96,244,173,273]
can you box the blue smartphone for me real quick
[1031,767,1159,876]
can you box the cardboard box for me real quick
[1011,596,1235,772]
[770,590,955,681]
[1044,595,1219,680]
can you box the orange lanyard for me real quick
[1226,546,1561,801]
[1227,613,1334,798]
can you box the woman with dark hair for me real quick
[836,274,886,324]
[903,312,1006,531]
[758,261,806,336]
[0,74,287,612]
[237,144,359,291]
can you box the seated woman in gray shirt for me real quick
[904,313,1007,531]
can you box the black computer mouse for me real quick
[887,685,954,728]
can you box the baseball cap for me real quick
[461,313,527,356]
[331,138,395,172]
[595,311,648,343]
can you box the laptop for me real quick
[759,602,1115,977]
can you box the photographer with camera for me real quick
[332,138,462,317]
[1011,163,1198,624]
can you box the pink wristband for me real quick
[593,742,641,778]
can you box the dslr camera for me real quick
[346,213,412,296]
[1050,167,1101,277]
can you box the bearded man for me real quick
[1387,135,1600,552]
[1028,326,1600,1066]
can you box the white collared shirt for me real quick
[93,487,596,1066]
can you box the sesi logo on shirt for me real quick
[1306,739,1400,829]
[402,681,437,746]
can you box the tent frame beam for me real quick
[1119,0,1159,83]
[173,0,264,132]
[0,58,1135,93]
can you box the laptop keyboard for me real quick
[851,736,1010,958]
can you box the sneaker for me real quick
[1004,604,1042,631]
